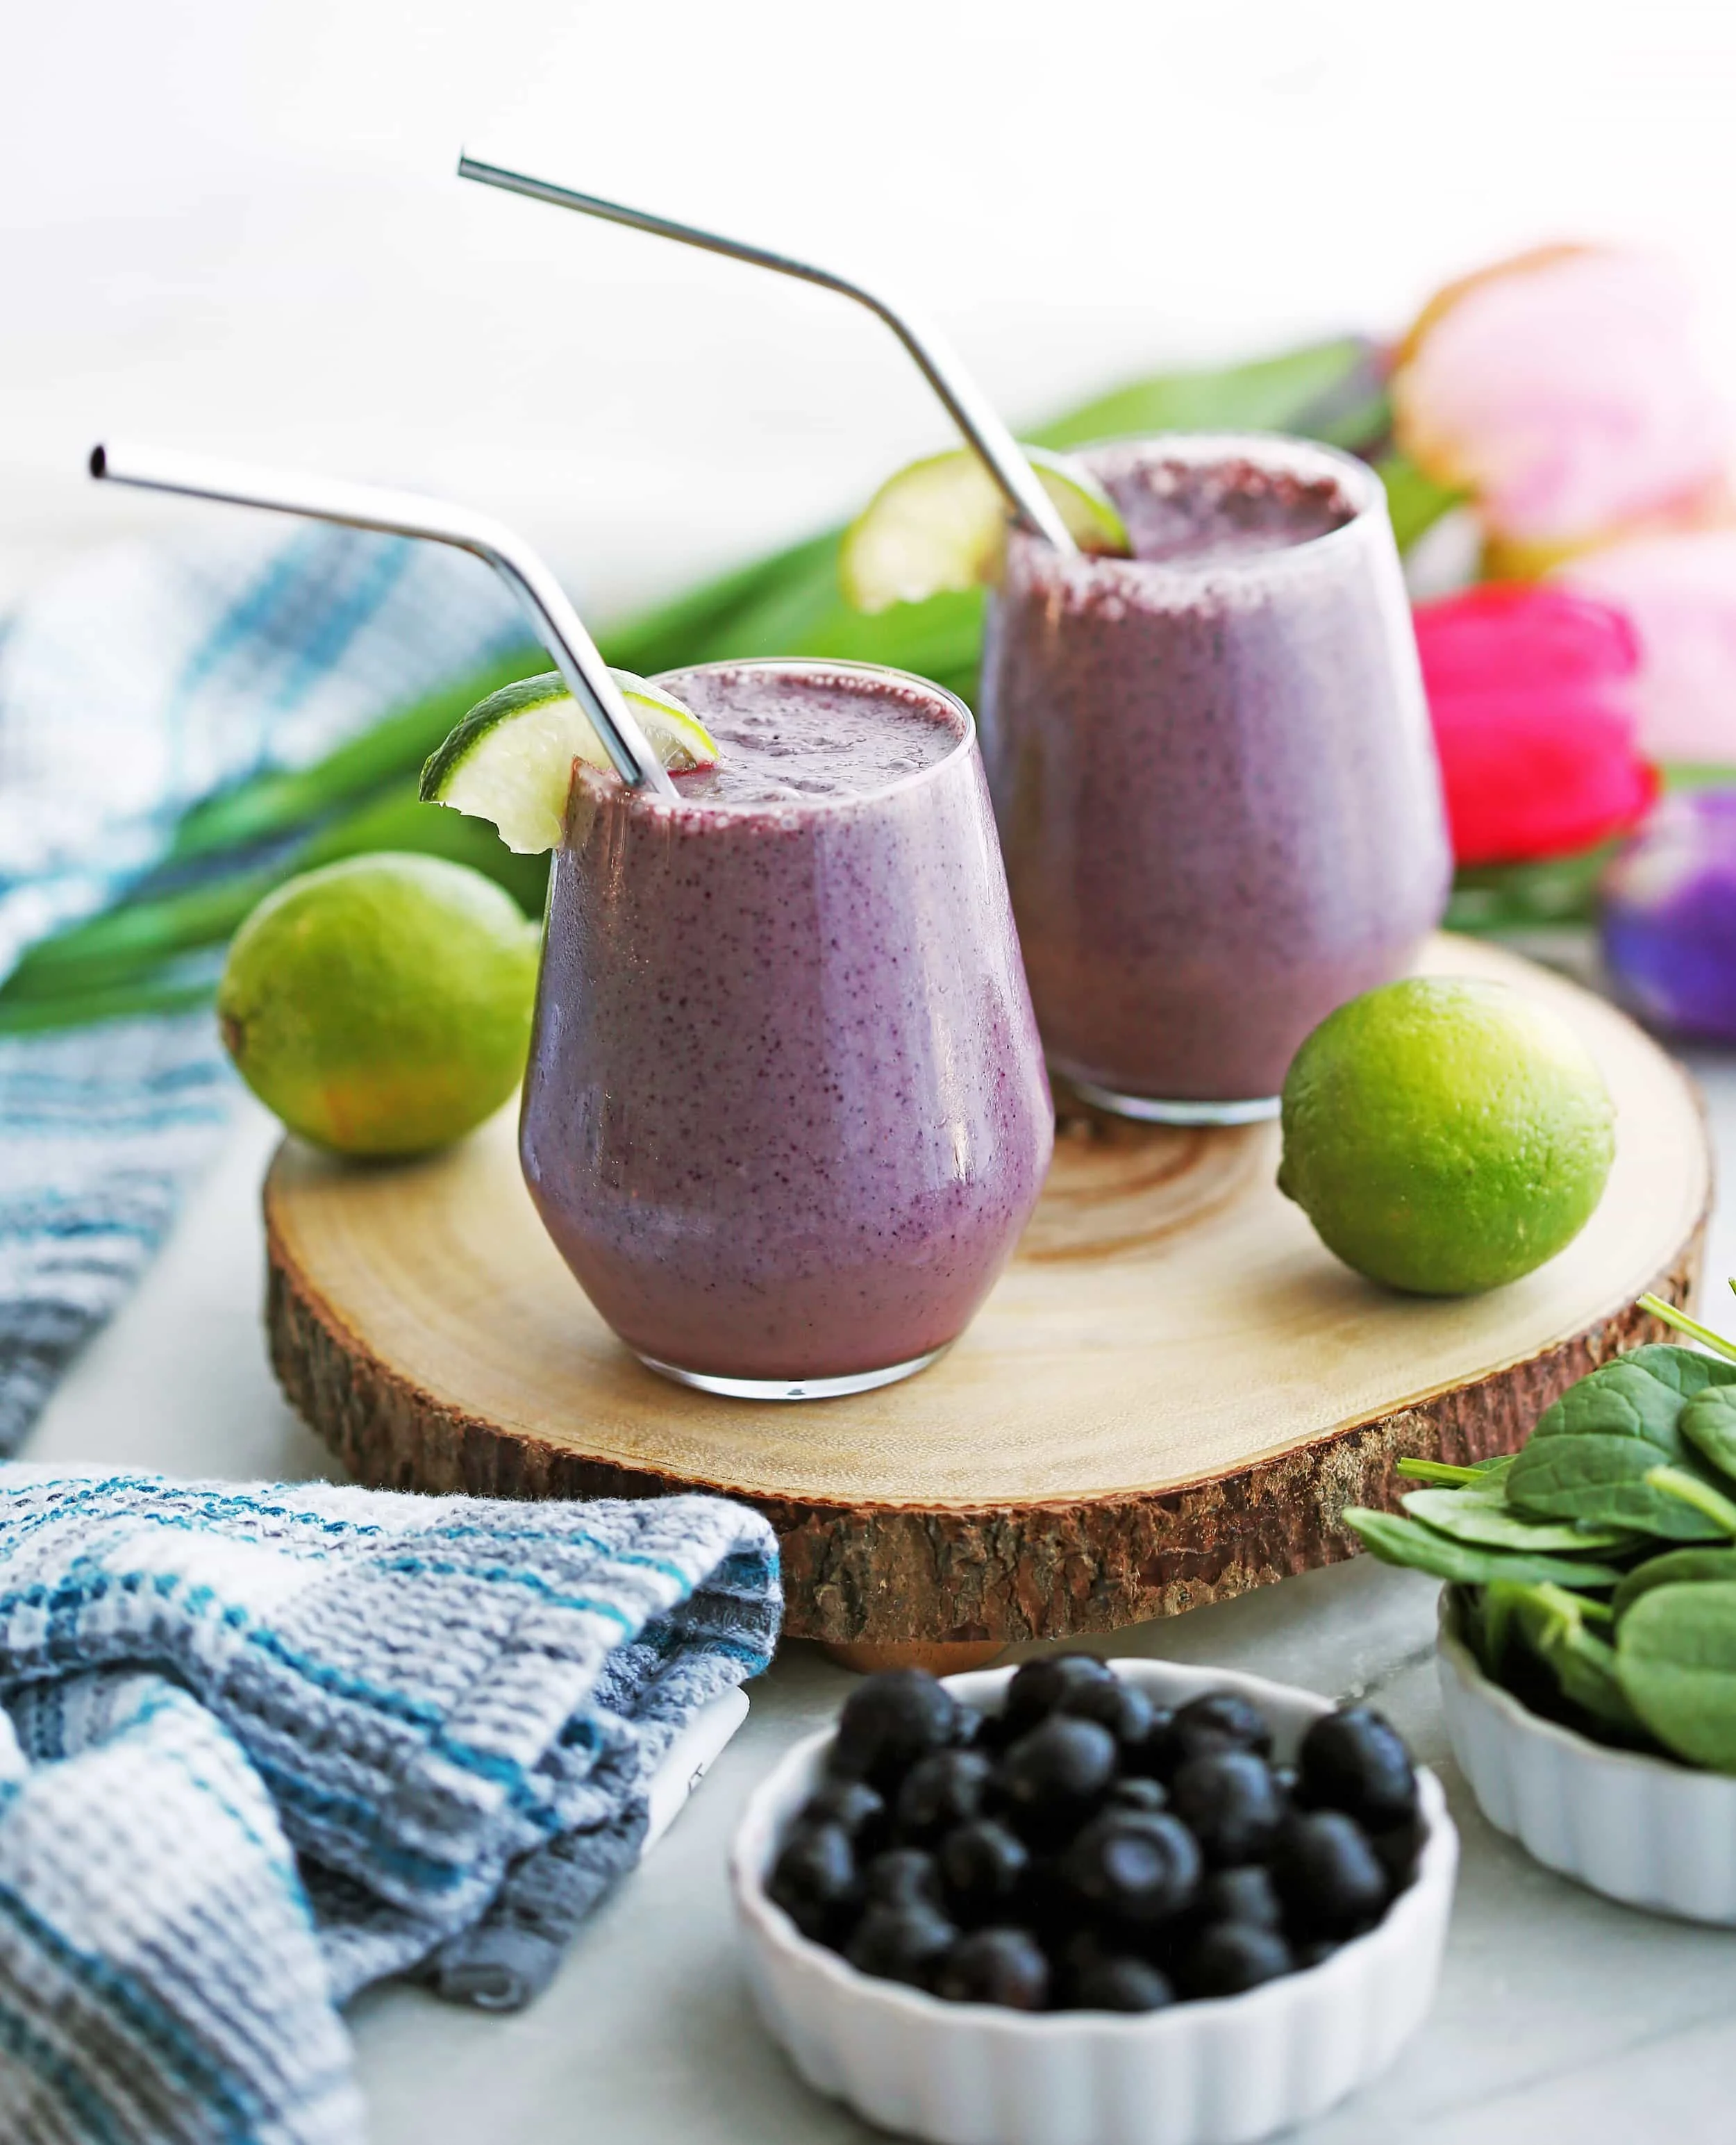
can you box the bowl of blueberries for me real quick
[731,1655,1456,2145]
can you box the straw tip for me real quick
[88,444,108,479]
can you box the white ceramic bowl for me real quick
[731,1659,1458,2145]
[1437,1592,1736,1922]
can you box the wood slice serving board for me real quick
[266,937,1710,1656]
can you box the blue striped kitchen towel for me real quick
[0,1466,781,2144]
[0,525,528,1449]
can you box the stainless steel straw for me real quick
[89,443,679,797]
[456,153,1080,557]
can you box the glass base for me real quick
[635,1344,949,1403]
[1064,1076,1281,1127]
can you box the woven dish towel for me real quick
[0,1466,781,2144]
[0,526,527,1450]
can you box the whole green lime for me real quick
[217,854,540,1157]
[1278,977,1617,1296]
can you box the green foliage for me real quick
[1683,1386,1736,1479]
[1617,1584,1736,1771]
[1399,1483,1630,1553]
[1375,451,1466,554]
[1356,1289,1736,1771]
[1506,1435,1729,1541]
[1343,1508,1622,1590]
[1501,1582,1644,1735]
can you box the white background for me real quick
[8,0,1736,619]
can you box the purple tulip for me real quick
[1601,791,1736,1041]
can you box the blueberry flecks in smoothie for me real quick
[665,666,960,805]
[521,665,1053,1383]
[1104,453,1354,568]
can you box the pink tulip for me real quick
[1413,584,1658,865]
[1556,530,1736,765]
[1392,247,1728,561]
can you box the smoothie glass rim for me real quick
[1008,429,1389,587]
[625,656,978,819]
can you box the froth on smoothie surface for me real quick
[1105,455,1355,568]
[660,665,963,806]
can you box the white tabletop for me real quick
[26,1048,1736,2145]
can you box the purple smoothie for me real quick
[519,659,1053,1391]
[978,435,1451,1112]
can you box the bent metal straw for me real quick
[456,152,1079,558]
[89,443,678,798]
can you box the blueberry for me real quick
[939,1820,1028,1922]
[1069,1952,1176,2013]
[1196,1864,1283,1933]
[1003,1655,1117,1733]
[1060,1812,1201,1928]
[1367,1808,1427,1893]
[861,1847,944,1912]
[1105,1776,1169,1815]
[1000,1716,1118,1839]
[831,1670,960,1792]
[1274,1811,1389,1940]
[1121,1704,1176,1778]
[767,1822,858,1942]
[896,1748,993,1845]
[1298,1708,1419,1828]
[935,1926,1051,2010]
[1169,1749,1285,1867]
[1294,1937,1340,1970]
[1061,1676,1158,1753]
[1178,1921,1293,1998]
[845,1902,958,1987]
[799,1776,889,1856]
[1166,1691,1273,1767]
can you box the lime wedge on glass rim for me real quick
[419,669,719,853]
[840,444,1130,613]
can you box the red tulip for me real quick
[1412,584,1660,866]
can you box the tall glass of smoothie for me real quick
[978,433,1451,1121]
[520,659,1053,1399]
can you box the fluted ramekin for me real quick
[731,1659,1458,2145]
[1437,1593,1736,1922]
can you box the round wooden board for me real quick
[266,937,1710,1649]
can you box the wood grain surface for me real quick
[265,937,1711,1646]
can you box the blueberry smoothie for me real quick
[520,660,1053,1396]
[978,435,1451,1117]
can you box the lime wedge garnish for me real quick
[839,444,1131,613]
[419,669,719,853]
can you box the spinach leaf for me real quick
[1529,1347,1736,1460]
[1617,1582,1736,1771]
[1506,1434,1731,1539]
[1399,1485,1632,1554]
[1344,1508,1624,1589]
[1621,1343,1736,1400]
[1682,1385,1736,1482]
[1612,1546,1736,1621]
[1503,1582,1645,1735]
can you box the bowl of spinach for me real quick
[1346,1288,1736,1922]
